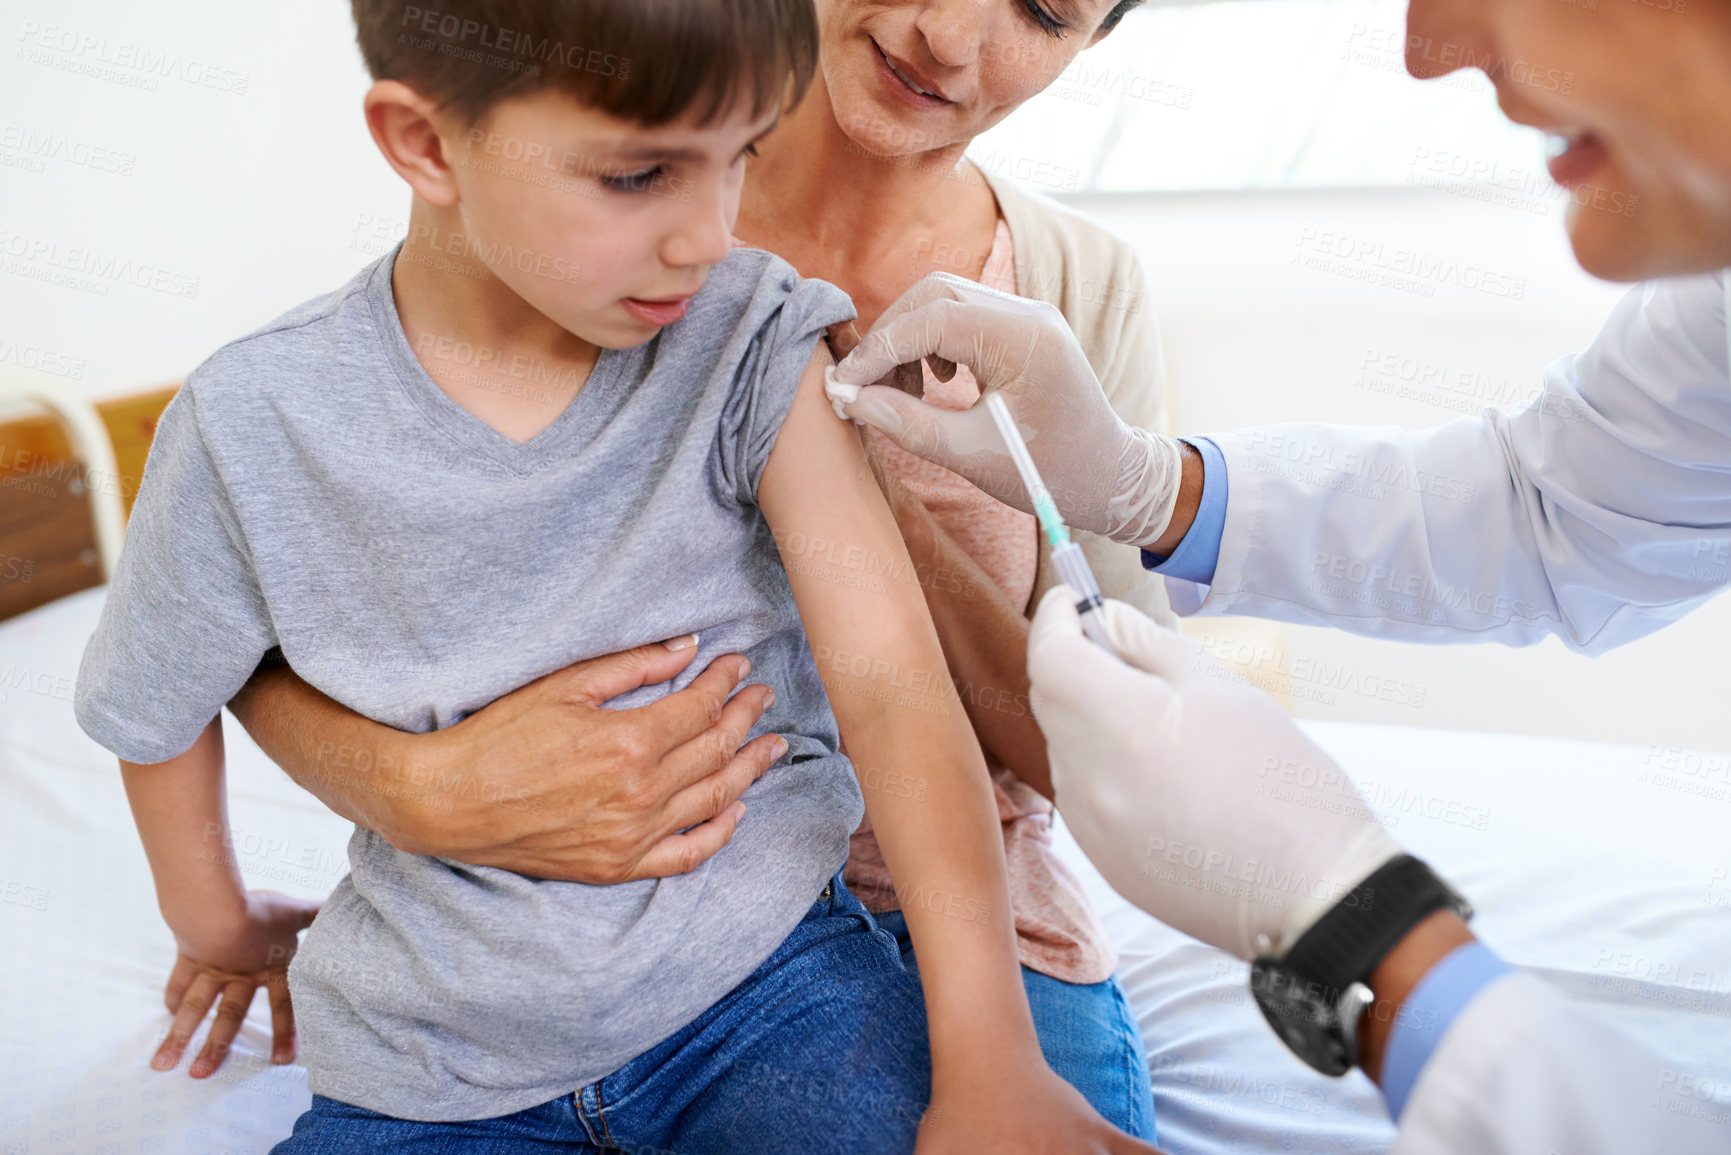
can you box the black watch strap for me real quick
[1284,854,1473,993]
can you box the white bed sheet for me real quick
[2,587,1727,1154]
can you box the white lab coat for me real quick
[1179,269,1731,652]
[1173,269,1731,1152]
[1391,973,1728,1154]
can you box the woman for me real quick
[735,0,1165,1137]
[219,0,1167,1138]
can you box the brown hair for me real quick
[352,0,819,126]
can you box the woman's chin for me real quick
[832,89,914,156]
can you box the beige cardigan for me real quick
[982,170,1178,628]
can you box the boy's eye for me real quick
[601,167,664,193]
[734,142,761,165]
[1021,0,1067,37]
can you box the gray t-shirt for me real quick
[76,245,863,1121]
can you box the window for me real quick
[969,0,1552,193]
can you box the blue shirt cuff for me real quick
[1140,436,1227,585]
[1380,940,1511,1121]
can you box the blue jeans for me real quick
[272,875,1153,1152]
[874,909,1157,1142]
[273,873,929,1154]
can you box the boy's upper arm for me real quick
[758,346,939,682]
[759,344,868,519]
[759,344,891,558]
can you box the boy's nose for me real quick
[662,197,734,270]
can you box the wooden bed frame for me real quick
[0,386,176,622]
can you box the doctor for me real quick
[824,0,1731,1149]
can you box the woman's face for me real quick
[1406,0,1731,280]
[816,0,1127,158]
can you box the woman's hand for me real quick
[152,889,321,1078]
[230,645,783,885]
[918,1061,1163,1155]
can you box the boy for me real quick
[75,2,1148,1152]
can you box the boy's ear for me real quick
[363,80,462,208]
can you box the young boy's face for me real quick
[439,90,778,348]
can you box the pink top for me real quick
[843,219,1117,984]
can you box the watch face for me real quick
[1249,957,1354,1077]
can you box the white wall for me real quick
[5,0,1727,751]
[1,0,398,403]
[1070,186,1731,752]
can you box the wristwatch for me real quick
[1248,854,1473,1076]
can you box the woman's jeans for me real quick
[875,908,1156,1142]
[271,874,1154,1153]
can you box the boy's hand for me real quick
[153,889,320,1078]
[918,1064,1164,1155]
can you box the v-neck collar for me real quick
[367,244,633,476]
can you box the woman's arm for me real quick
[227,649,782,883]
[228,667,391,831]
[760,346,1152,1153]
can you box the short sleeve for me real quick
[75,388,276,763]
[717,266,856,506]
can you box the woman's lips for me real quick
[622,295,693,326]
[1545,129,1609,189]
[871,38,951,110]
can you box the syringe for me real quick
[985,394,1113,651]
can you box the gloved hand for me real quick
[826,272,1184,550]
[1026,587,1405,960]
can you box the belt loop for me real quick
[572,1084,605,1146]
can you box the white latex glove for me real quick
[1027,586,1405,960]
[826,272,1183,550]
